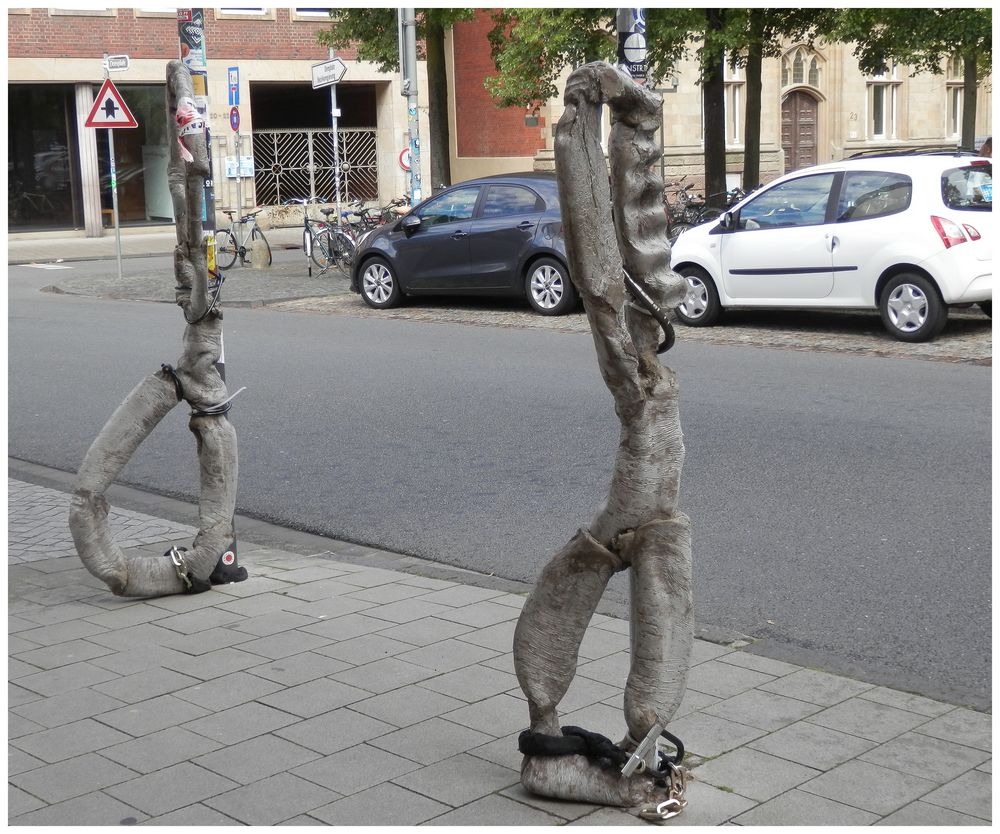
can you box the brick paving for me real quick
[7,477,991,825]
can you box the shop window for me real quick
[8,84,83,230]
[94,84,172,225]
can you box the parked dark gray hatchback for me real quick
[349,172,575,315]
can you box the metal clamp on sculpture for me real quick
[67,60,247,597]
[511,62,694,818]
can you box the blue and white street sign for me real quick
[228,66,239,107]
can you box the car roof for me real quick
[790,154,990,178]
[453,171,557,187]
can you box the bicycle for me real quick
[215,209,272,269]
[285,198,355,276]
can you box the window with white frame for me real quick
[946,55,964,138]
[868,63,900,139]
[724,59,744,146]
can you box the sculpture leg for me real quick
[70,371,181,596]
[623,515,693,744]
[183,413,240,580]
[514,528,623,735]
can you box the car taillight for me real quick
[930,215,967,248]
[963,224,982,241]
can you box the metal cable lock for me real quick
[161,364,185,401]
[184,269,225,325]
[190,386,246,418]
[167,546,212,594]
[622,269,676,354]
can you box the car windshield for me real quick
[941,163,992,210]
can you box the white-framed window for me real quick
[946,55,964,138]
[868,63,900,139]
[215,7,274,20]
[50,7,116,16]
[724,59,744,146]
[134,7,178,18]
[292,7,333,20]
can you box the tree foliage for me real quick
[825,8,991,76]
[317,9,475,189]
[317,8,475,71]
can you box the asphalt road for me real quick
[8,265,992,709]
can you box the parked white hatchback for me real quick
[670,153,992,341]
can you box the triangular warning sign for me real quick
[85,79,138,128]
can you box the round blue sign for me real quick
[229,106,240,132]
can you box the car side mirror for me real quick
[401,214,421,233]
[720,211,736,231]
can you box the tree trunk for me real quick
[68,61,244,597]
[962,53,978,151]
[742,15,764,192]
[513,62,693,812]
[425,19,452,192]
[703,9,728,208]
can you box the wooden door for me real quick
[781,92,818,173]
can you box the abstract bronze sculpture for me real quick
[512,62,693,817]
[69,61,245,597]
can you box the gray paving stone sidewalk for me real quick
[7,478,992,825]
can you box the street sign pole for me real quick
[103,52,124,285]
[400,8,422,203]
[329,48,343,229]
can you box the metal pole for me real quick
[616,8,648,85]
[401,8,422,203]
[103,53,124,284]
[329,47,343,227]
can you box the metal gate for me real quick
[252,128,378,205]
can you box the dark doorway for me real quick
[249,82,377,129]
[782,91,818,173]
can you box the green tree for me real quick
[825,8,991,150]
[720,10,826,191]
[318,9,475,192]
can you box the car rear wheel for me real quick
[879,273,947,342]
[360,257,402,309]
[675,265,721,326]
[526,257,575,315]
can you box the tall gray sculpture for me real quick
[69,61,245,597]
[512,63,693,818]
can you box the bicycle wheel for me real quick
[331,230,356,277]
[245,227,272,267]
[214,229,238,269]
[696,207,723,225]
[310,230,333,269]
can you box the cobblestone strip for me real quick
[8,479,197,565]
[268,295,992,365]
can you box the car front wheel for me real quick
[526,257,575,315]
[674,265,721,326]
[360,257,402,309]
[979,300,991,318]
[879,272,947,342]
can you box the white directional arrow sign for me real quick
[311,57,347,89]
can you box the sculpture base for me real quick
[520,753,665,808]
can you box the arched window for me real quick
[946,54,964,138]
[782,46,823,91]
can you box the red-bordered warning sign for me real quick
[85,79,138,128]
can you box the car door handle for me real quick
[517,221,534,230]
[825,233,839,252]
[451,230,468,239]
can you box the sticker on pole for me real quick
[85,79,138,128]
